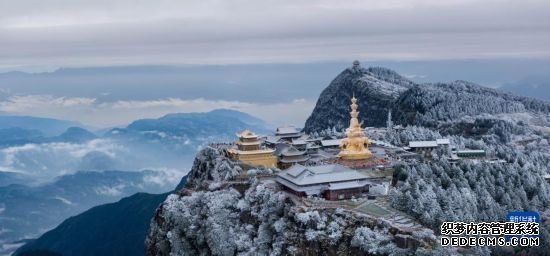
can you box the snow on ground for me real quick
[359,75,408,98]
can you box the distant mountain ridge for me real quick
[126,109,270,135]
[0,115,81,137]
[499,74,550,102]
[15,192,170,256]
[1,170,180,255]
[0,109,267,147]
[0,109,266,147]
[14,177,187,256]
[0,109,266,183]
[304,65,550,134]
[108,109,271,146]
[56,127,98,143]
[3,109,268,255]
[0,126,98,147]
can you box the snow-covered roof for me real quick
[297,134,311,140]
[237,129,258,139]
[275,177,327,195]
[279,155,310,163]
[306,143,321,149]
[436,139,451,145]
[280,146,307,157]
[229,148,275,155]
[305,137,321,142]
[291,139,307,145]
[408,141,438,148]
[457,149,485,154]
[236,141,261,146]
[321,139,342,147]
[265,136,282,144]
[278,164,370,186]
[328,180,369,190]
[275,126,300,135]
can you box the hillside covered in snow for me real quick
[304,66,415,132]
[146,65,550,256]
[304,65,550,139]
[145,147,450,256]
[305,64,550,255]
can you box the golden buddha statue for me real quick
[337,95,373,160]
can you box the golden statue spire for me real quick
[337,95,373,160]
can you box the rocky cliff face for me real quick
[145,147,446,256]
[304,66,415,133]
[184,147,242,190]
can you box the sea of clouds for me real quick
[0,138,192,185]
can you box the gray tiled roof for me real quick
[278,164,369,186]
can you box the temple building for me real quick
[407,139,451,156]
[264,126,304,147]
[276,164,373,200]
[455,149,486,158]
[228,129,277,167]
[275,126,303,141]
[291,138,308,151]
[320,139,342,150]
[337,95,373,161]
[277,145,310,169]
[305,142,321,154]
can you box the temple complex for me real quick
[228,129,277,167]
[227,93,394,200]
[337,95,373,161]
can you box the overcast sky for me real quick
[1,0,549,71]
[0,0,549,128]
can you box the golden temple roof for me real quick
[237,129,258,139]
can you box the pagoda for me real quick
[228,129,278,167]
[337,95,373,161]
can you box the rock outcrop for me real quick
[145,147,445,256]
[184,146,242,190]
[304,65,550,138]
[304,66,415,133]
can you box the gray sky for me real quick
[1,0,549,71]
[0,0,549,128]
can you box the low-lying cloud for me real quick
[0,138,192,184]
[0,139,124,177]
[0,94,315,127]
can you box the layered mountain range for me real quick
[12,65,550,256]
[3,170,178,255]
[1,109,269,255]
